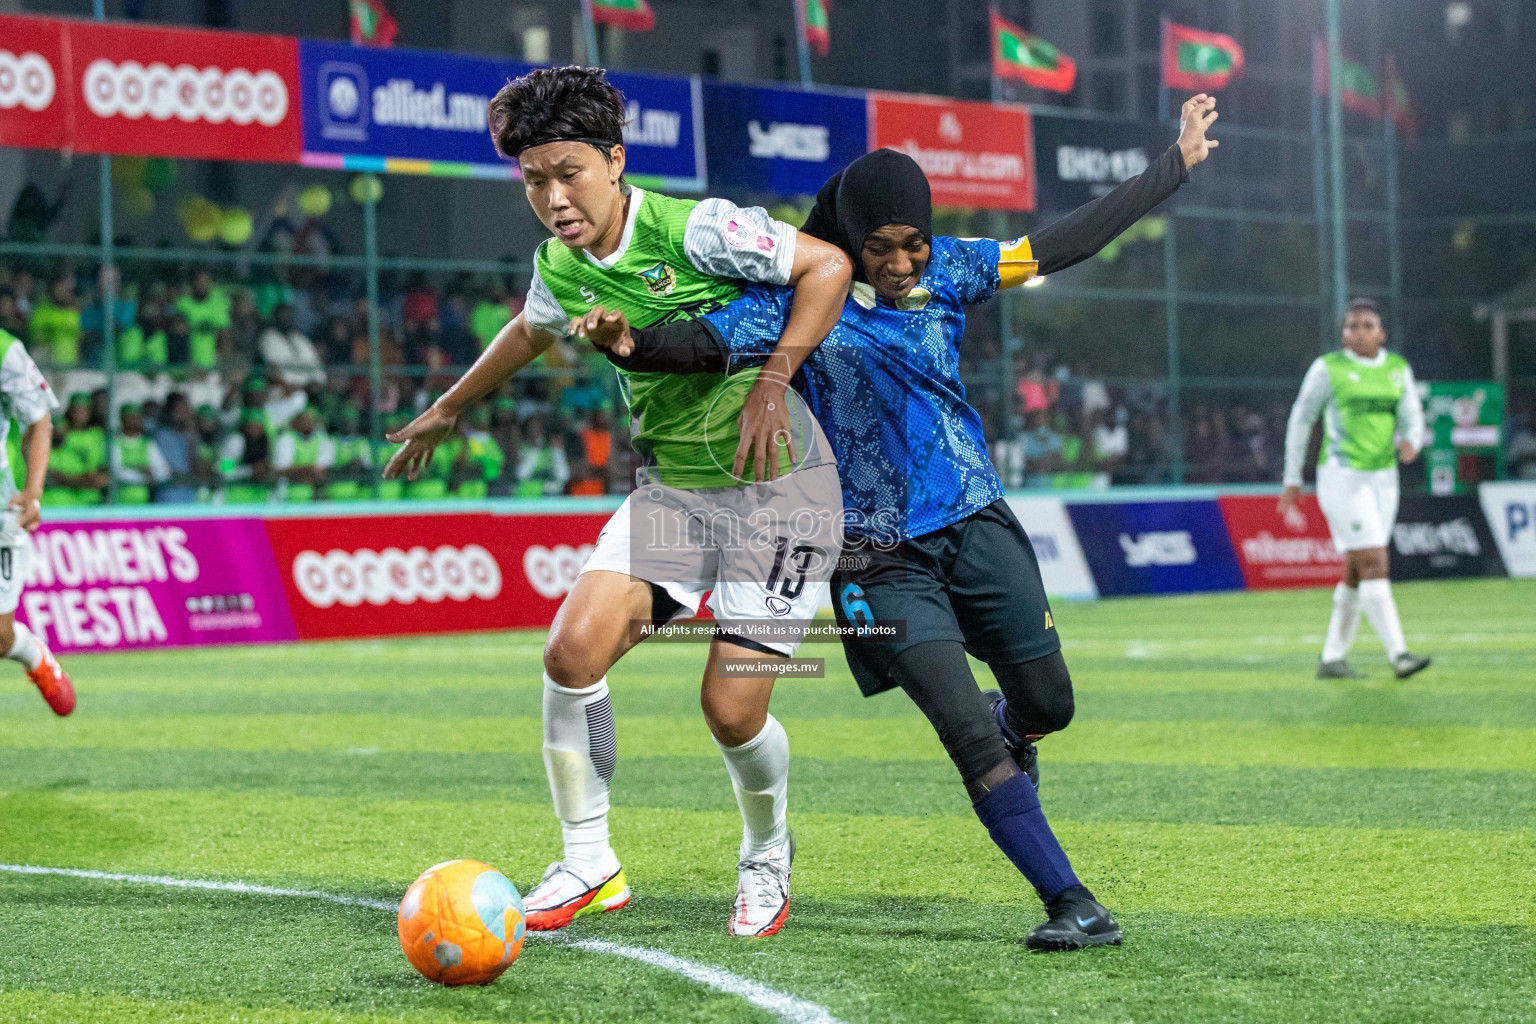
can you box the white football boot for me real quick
[524,859,630,931]
[727,831,794,937]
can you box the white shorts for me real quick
[0,511,32,616]
[1316,464,1400,552]
[579,463,844,656]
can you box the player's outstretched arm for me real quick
[1017,94,1218,283]
[384,312,556,481]
[735,234,850,482]
[576,307,733,375]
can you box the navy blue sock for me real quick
[971,771,1080,902]
[993,697,1025,747]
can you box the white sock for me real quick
[1321,584,1360,663]
[717,715,790,857]
[1358,578,1408,661]
[5,622,42,672]
[542,673,620,881]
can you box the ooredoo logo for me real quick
[524,544,594,600]
[292,545,501,609]
[81,59,288,126]
[0,50,56,111]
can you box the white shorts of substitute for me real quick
[1316,463,1400,552]
[579,463,843,656]
[0,510,32,616]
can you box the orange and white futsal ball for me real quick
[397,859,527,986]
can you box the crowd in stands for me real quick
[0,258,623,504]
[990,359,1289,488]
[9,255,1519,501]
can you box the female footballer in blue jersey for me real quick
[574,94,1220,950]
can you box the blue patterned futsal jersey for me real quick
[699,235,1036,544]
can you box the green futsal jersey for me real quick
[522,188,805,489]
[1283,347,1424,485]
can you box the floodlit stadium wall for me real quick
[21,484,1526,656]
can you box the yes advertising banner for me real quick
[297,41,706,188]
[1066,499,1245,597]
[1005,496,1098,600]
[703,81,867,197]
[17,518,297,654]
[868,92,1035,210]
[1478,482,1536,578]
[1032,113,1166,212]
[1218,494,1343,590]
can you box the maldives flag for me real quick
[1162,21,1244,91]
[349,0,398,46]
[592,0,656,32]
[991,12,1076,93]
[1385,56,1417,138]
[1312,38,1382,117]
[798,0,830,56]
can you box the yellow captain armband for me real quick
[996,236,1039,289]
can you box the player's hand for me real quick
[734,372,797,483]
[569,307,635,358]
[1178,94,1220,169]
[1396,439,1419,464]
[385,405,456,481]
[7,488,42,532]
[1276,484,1301,517]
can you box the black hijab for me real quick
[801,148,932,281]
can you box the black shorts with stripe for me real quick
[832,499,1061,697]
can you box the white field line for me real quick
[0,863,847,1024]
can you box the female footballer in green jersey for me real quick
[385,67,852,937]
[1280,298,1431,680]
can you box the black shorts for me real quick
[832,499,1061,696]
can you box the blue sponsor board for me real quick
[702,81,868,197]
[607,71,706,192]
[1066,499,1245,597]
[299,40,517,174]
[298,42,706,188]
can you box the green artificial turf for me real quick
[0,577,1531,1023]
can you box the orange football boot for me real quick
[27,642,75,716]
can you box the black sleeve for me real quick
[1030,143,1190,276]
[603,316,731,375]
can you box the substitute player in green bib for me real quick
[385,67,851,937]
[1280,298,1430,680]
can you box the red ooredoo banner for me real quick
[868,93,1035,211]
[1,16,303,163]
[1217,494,1343,590]
[263,512,610,641]
[0,15,70,150]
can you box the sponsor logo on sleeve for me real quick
[724,217,756,249]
